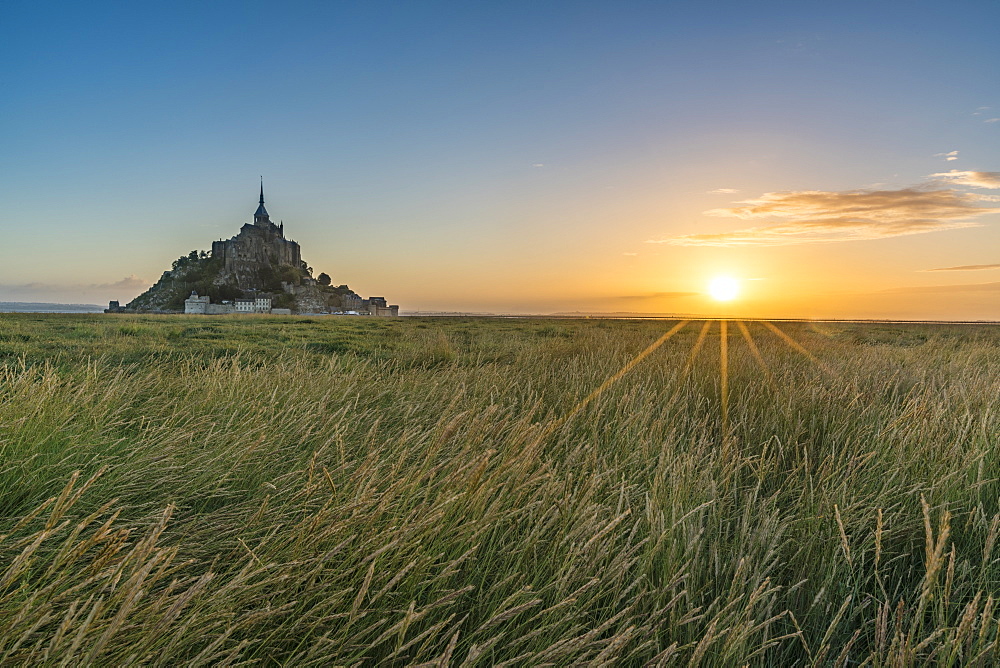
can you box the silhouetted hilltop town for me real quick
[113,184,398,316]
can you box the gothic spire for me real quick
[254,177,270,223]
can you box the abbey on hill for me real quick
[211,183,302,290]
[119,184,398,316]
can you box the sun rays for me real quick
[720,319,729,433]
[758,320,836,376]
[543,320,690,436]
[549,318,835,439]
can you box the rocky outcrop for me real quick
[285,284,361,314]
[127,257,238,312]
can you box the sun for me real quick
[708,275,740,301]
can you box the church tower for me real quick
[254,179,270,226]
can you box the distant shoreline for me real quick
[0,302,105,314]
[1,304,996,324]
[404,312,999,324]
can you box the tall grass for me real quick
[0,314,997,664]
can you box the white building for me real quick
[234,298,254,313]
[234,295,272,313]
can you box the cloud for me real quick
[96,275,149,291]
[934,150,959,161]
[986,118,1000,124]
[532,163,545,168]
[882,282,1000,294]
[708,188,739,194]
[651,187,999,247]
[619,291,699,300]
[925,263,1000,272]
[0,275,148,303]
[931,170,1000,189]
[622,252,638,256]
[4,275,147,293]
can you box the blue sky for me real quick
[2,0,998,317]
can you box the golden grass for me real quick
[0,313,998,664]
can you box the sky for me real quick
[2,0,999,319]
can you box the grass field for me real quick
[0,313,998,665]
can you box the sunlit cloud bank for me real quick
[882,282,1000,294]
[930,170,1000,189]
[925,263,1000,272]
[651,185,1000,247]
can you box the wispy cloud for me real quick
[934,150,959,161]
[4,275,148,292]
[882,281,1000,294]
[91,276,149,291]
[931,170,1000,189]
[622,252,638,256]
[619,291,699,300]
[985,118,1000,124]
[650,187,999,247]
[0,275,148,303]
[708,188,739,194]
[925,263,1000,272]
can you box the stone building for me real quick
[184,292,210,314]
[341,294,363,311]
[210,183,302,289]
[363,297,400,317]
[333,293,398,316]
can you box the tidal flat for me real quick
[0,314,997,664]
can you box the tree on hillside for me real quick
[317,272,331,286]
